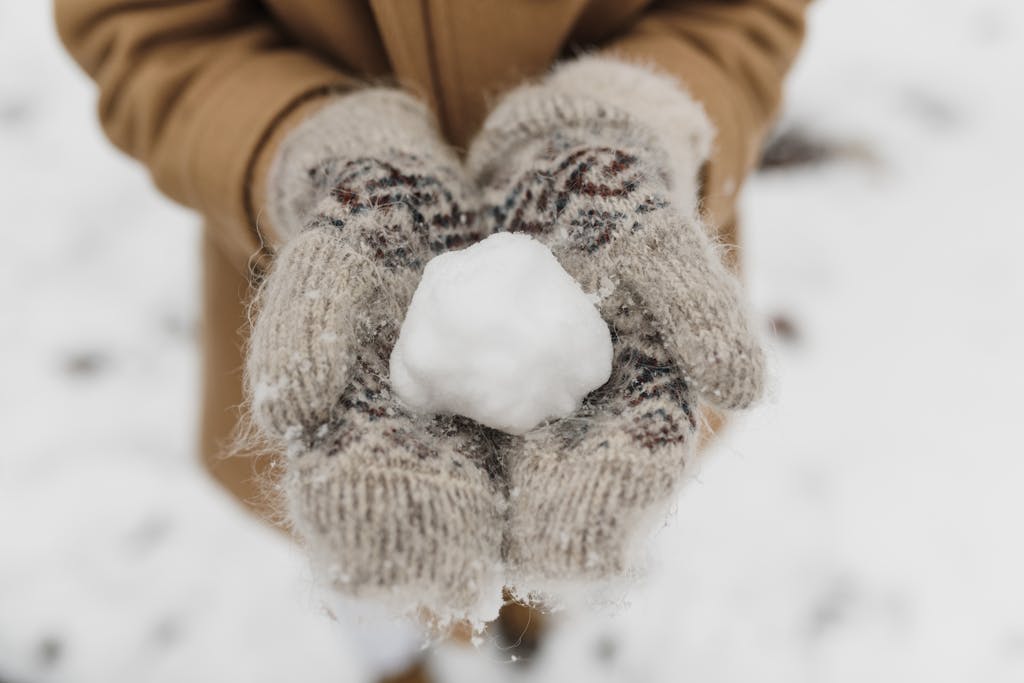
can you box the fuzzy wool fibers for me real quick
[389,232,613,435]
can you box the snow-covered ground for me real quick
[1,1,1022,681]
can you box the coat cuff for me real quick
[182,51,353,270]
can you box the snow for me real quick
[2,0,1024,681]
[390,232,612,435]
[321,593,427,678]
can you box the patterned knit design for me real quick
[507,303,697,580]
[247,89,500,619]
[467,59,765,583]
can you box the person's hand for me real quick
[468,57,765,587]
[246,90,504,621]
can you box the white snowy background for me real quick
[2,0,1022,681]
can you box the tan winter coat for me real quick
[55,0,808,521]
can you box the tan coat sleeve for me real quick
[603,0,810,239]
[54,0,356,265]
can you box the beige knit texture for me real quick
[468,58,765,588]
[247,89,503,621]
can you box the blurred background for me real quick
[1,0,1022,681]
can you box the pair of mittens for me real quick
[246,58,764,620]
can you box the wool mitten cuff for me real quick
[266,89,464,243]
[470,55,714,220]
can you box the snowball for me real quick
[389,232,613,435]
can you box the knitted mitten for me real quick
[467,57,766,586]
[247,89,503,619]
